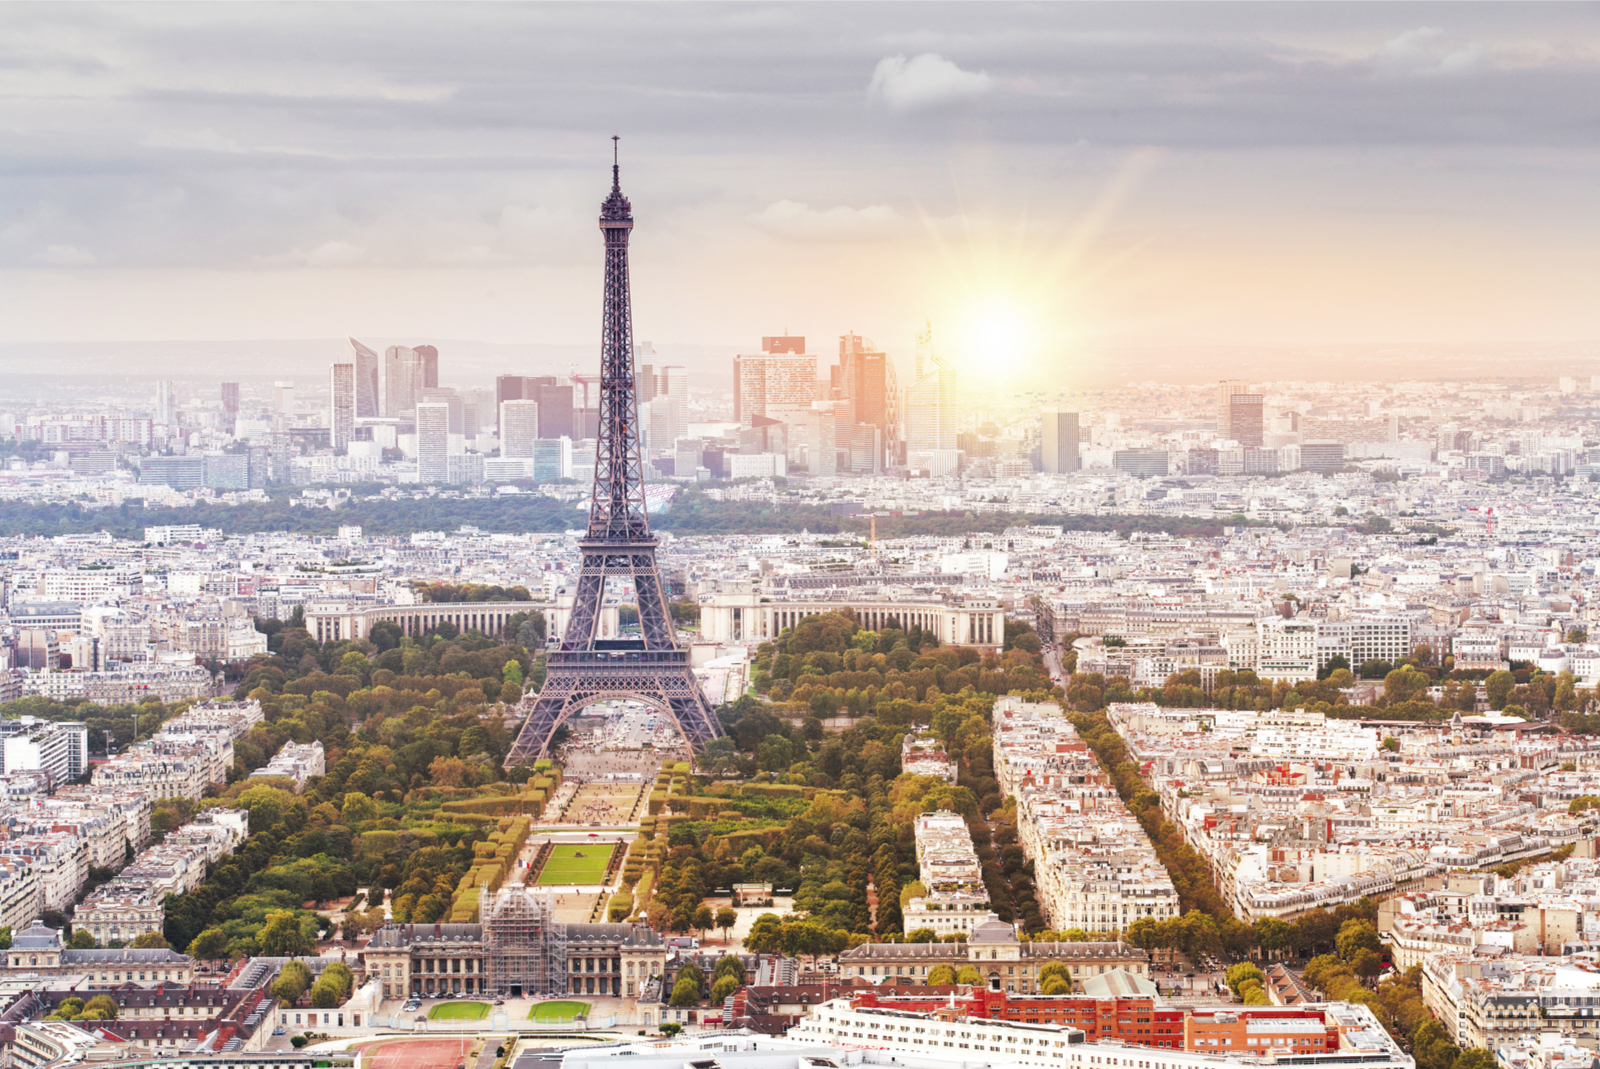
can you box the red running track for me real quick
[364,1039,474,1069]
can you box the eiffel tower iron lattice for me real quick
[506,143,723,765]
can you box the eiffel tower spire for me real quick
[506,143,723,765]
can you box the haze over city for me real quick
[3,3,1599,385]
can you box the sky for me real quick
[1,2,1598,382]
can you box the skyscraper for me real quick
[330,363,355,450]
[1041,409,1081,473]
[534,382,575,439]
[155,380,175,425]
[274,380,295,416]
[414,344,439,389]
[220,382,240,430]
[903,323,957,467]
[347,337,381,418]
[658,365,688,446]
[1216,379,1250,434]
[416,401,450,483]
[833,334,897,471]
[500,400,540,458]
[383,346,423,417]
[1228,393,1265,447]
[734,338,817,428]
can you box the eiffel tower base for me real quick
[506,647,721,766]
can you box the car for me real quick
[492,998,505,1006]
[272,1030,286,1037]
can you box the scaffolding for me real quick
[483,884,567,997]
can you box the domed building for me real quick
[5,922,193,988]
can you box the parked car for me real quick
[272,1030,286,1037]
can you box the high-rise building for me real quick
[155,380,175,425]
[419,387,464,434]
[414,344,439,389]
[1216,379,1250,434]
[416,401,451,483]
[833,334,898,470]
[657,365,688,446]
[904,323,957,463]
[534,382,574,439]
[1041,408,1080,474]
[219,382,240,429]
[383,346,423,417]
[734,338,817,427]
[500,400,540,458]
[635,341,657,403]
[809,402,838,477]
[1228,393,1265,447]
[329,363,355,450]
[532,437,573,482]
[347,337,381,418]
[496,374,527,427]
[273,380,295,417]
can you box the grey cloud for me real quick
[0,3,1597,272]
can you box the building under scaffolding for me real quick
[483,884,567,998]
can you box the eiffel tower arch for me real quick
[506,143,722,766]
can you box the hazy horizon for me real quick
[2,2,1598,385]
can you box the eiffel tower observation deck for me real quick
[506,142,723,765]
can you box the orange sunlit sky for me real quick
[1,3,1598,375]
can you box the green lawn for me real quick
[428,1001,490,1020]
[529,1000,590,1021]
[535,844,615,885]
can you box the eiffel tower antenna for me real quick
[507,143,723,765]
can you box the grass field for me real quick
[535,843,615,886]
[529,1000,590,1021]
[427,1001,490,1020]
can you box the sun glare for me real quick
[956,297,1038,381]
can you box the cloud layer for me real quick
[0,4,1596,348]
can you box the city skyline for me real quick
[0,4,1597,378]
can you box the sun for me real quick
[955,296,1038,380]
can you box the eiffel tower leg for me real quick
[507,672,582,767]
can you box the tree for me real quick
[715,907,738,943]
[1335,920,1382,960]
[692,904,715,940]
[927,964,957,985]
[659,1023,683,1037]
[260,911,316,958]
[0,926,10,950]
[1380,736,1399,753]
[1242,986,1270,1006]
[1253,917,1291,960]
[341,792,378,823]
[69,929,97,949]
[128,932,170,950]
[1350,948,1384,987]
[1039,962,1070,987]
[743,913,784,953]
[710,975,740,1003]
[1124,917,1161,953]
[1453,1051,1497,1069]
[82,995,119,1020]
[1225,962,1265,997]
[271,960,313,1003]
[1485,670,1515,710]
[713,955,745,983]
[309,979,342,1008]
[905,927,938,943]
[187,927,230,966]
[955,965,983,985]
[1041,976,1070,995]
[669,974,701,1007]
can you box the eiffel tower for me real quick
[507,141,722,765]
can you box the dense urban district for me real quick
[5,364,1600,1069]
